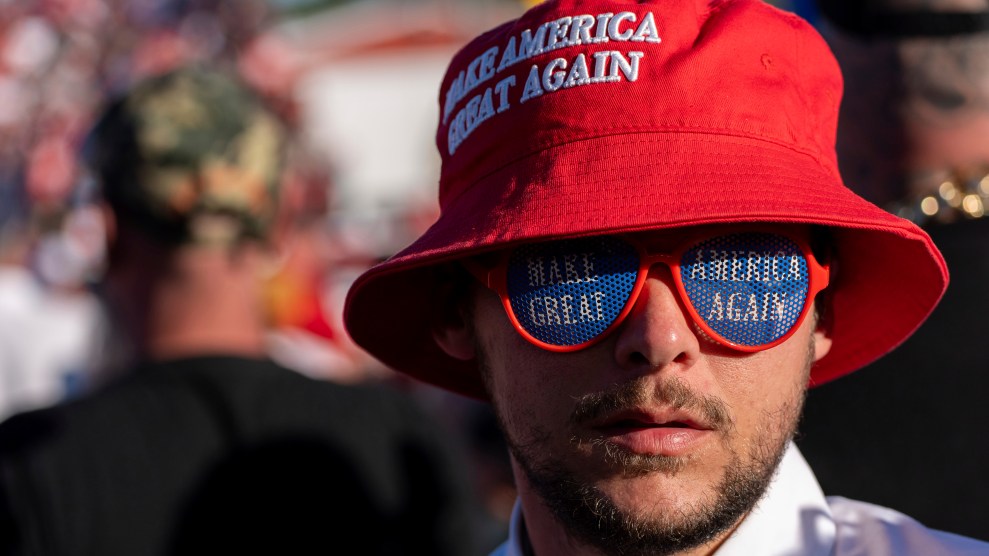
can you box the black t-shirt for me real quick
[0,356,481,555]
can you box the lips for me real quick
[590,409,714,456]
[595,408,709,430]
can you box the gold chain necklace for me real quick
[887,170,989,227]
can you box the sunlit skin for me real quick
[436,225,833,556]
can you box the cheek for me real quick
[712,331,812,432]
[475,299,629,456]
[486,343,587,415]
[475,297,573,440]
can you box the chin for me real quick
[516,436,780,556]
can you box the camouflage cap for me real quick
[88,66,287,246]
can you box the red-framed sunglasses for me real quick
[463,228,830,353]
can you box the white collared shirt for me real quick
[491,443,989,555]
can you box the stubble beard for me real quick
[478,350,809,556]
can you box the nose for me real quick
[613,265,701,372]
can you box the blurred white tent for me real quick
[278,0,525,258]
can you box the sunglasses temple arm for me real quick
[812,257,831,292]
[460,258,494,289]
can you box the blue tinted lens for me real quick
[679,233,810,347]
[506,236,639,347]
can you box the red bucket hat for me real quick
[344,0,947,399]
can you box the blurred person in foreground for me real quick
[342,0,989,554]
[796,0,989,541]
[0,66,480,556]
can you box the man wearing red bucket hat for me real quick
[345,0,989,554]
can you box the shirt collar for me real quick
[494,442,836,556]
[715,442,836,555]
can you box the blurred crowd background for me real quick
[0,0,841,548]
[0,0,533,412]
[0,0,814,412]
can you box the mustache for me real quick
[570,376,733,432]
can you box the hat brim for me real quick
[345,131,947,399]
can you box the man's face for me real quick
[459,225,832,555]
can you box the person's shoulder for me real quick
[828,496,989,555]
[0,382,147,471]
[226,358,445,431]
[297,376,448,433]
[0,357,234,460]
[0,404,63,458]
[253,359,420,407]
